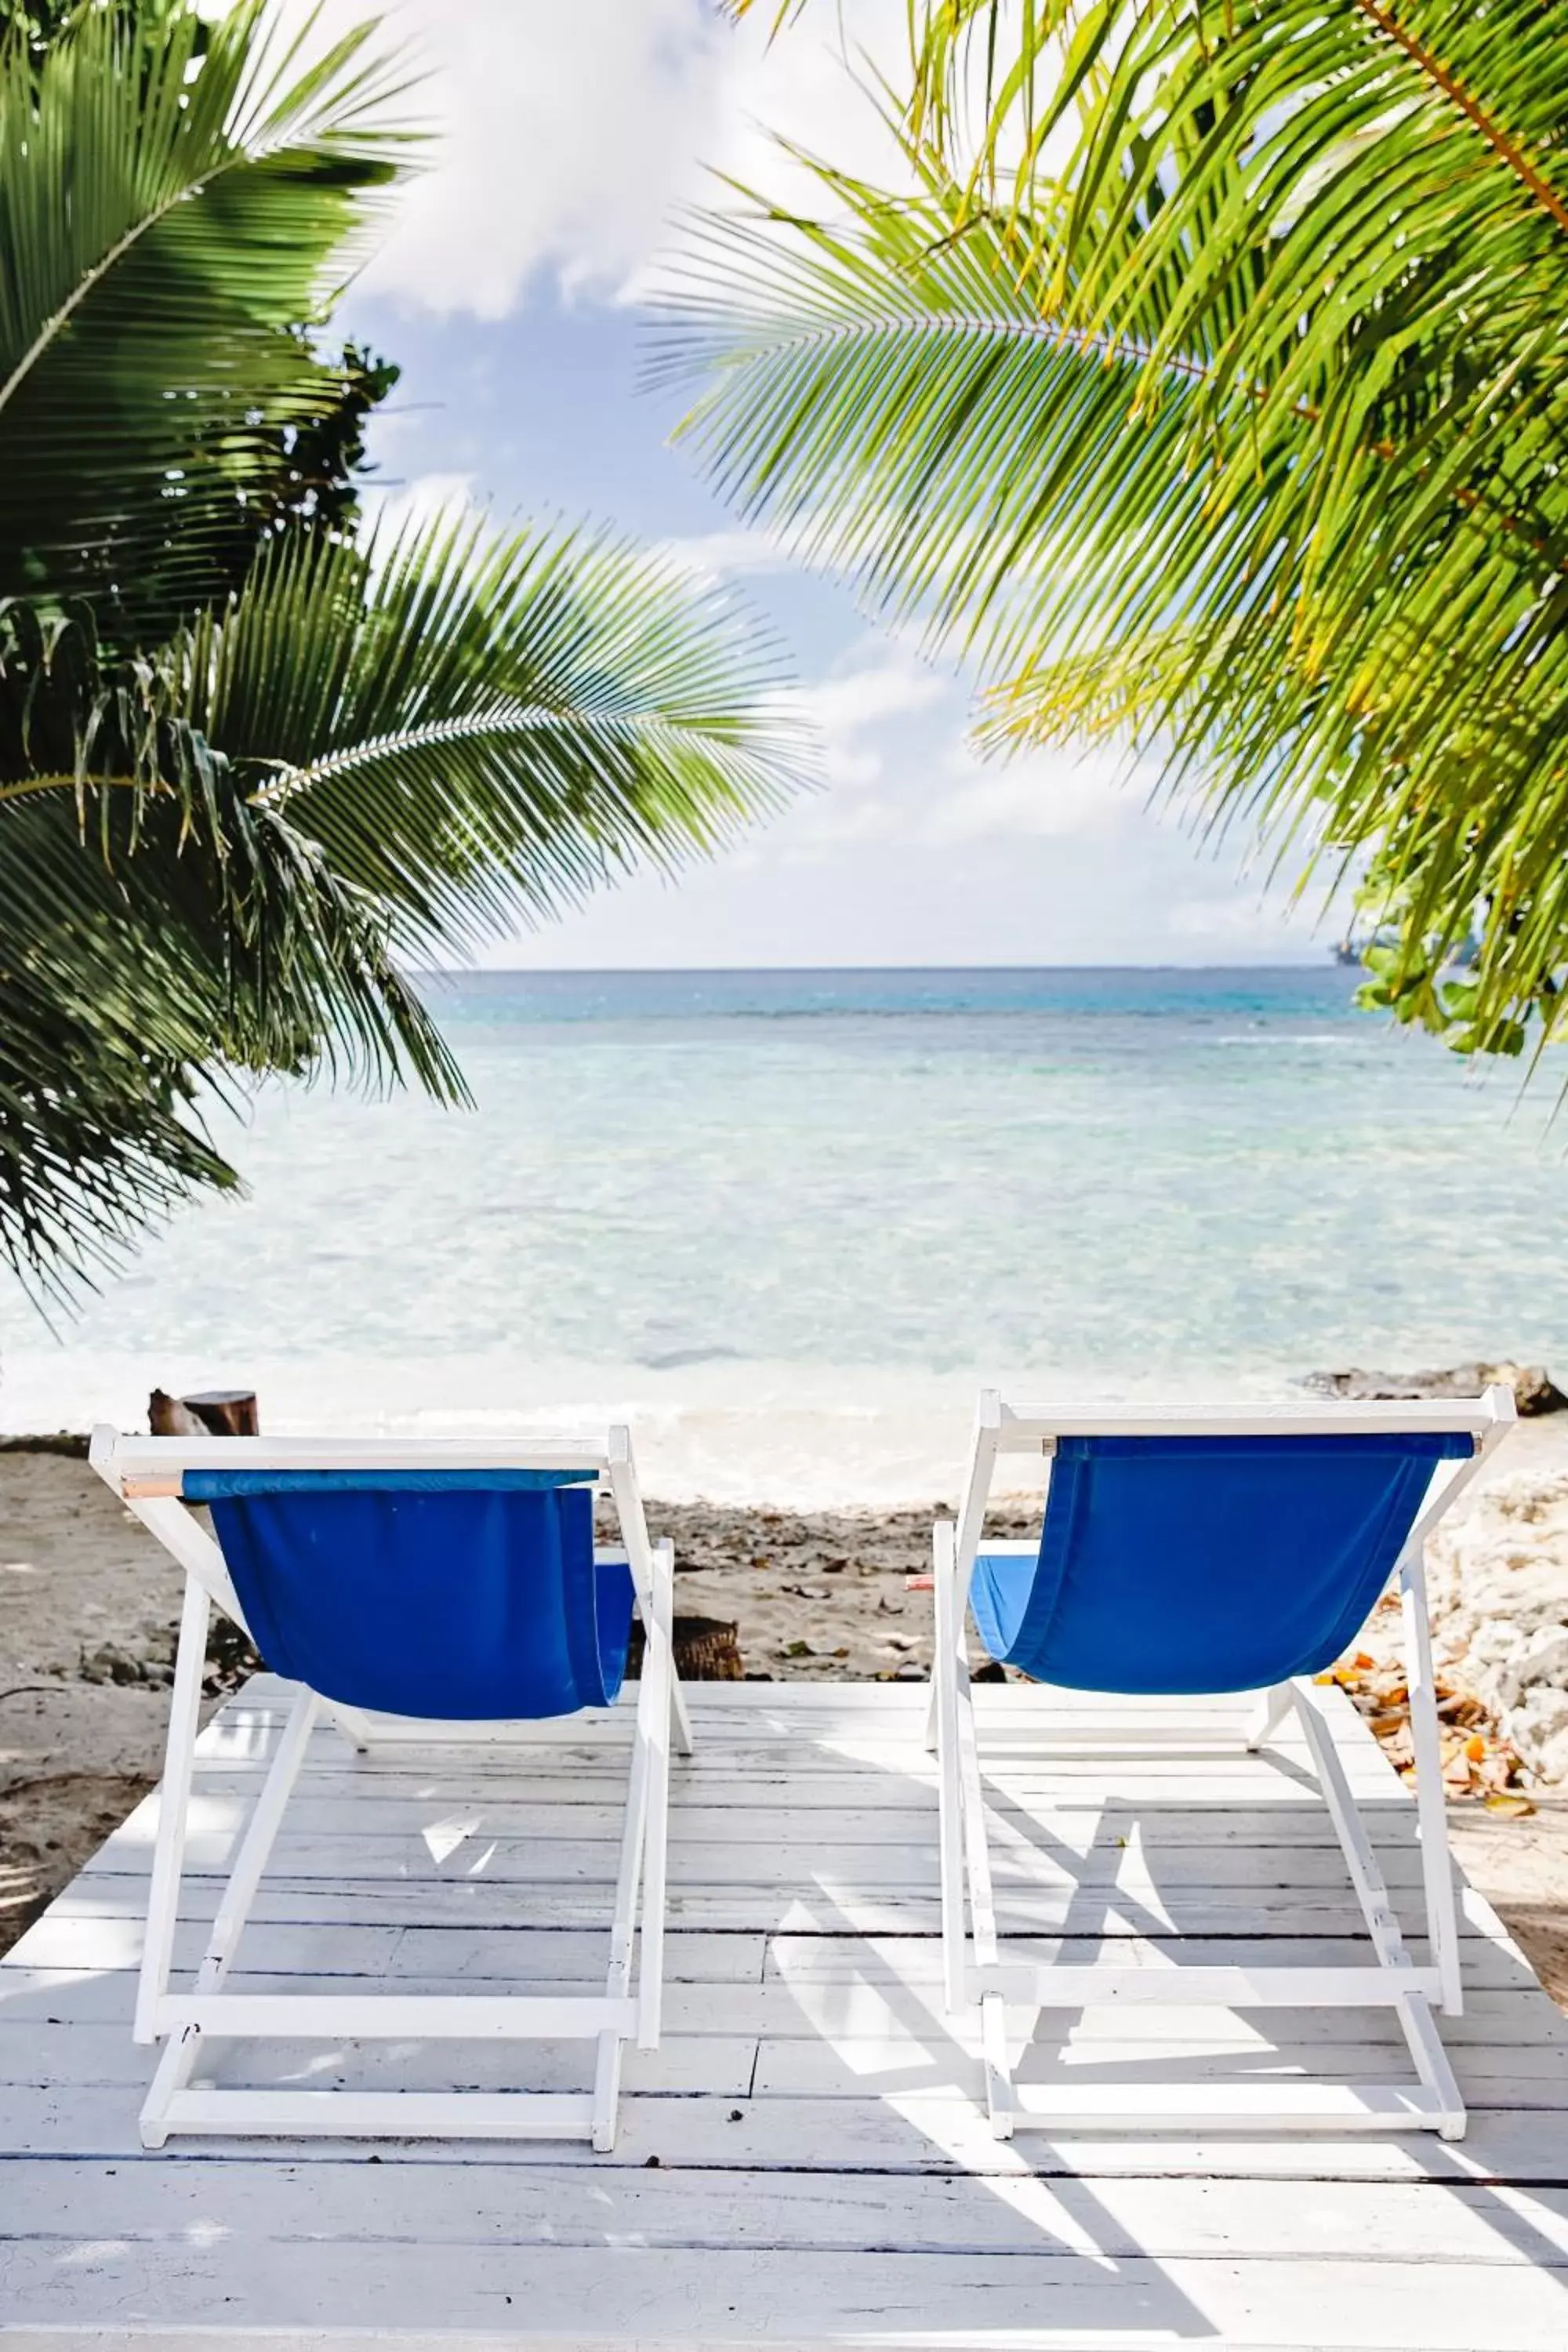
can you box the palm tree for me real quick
[1,0,808,1299]
[674,0,1568,1063]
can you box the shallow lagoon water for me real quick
[3,967,1564,1499]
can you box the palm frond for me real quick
[0,0,419,615]
[0,510,811,1291]
[0,0,814,1301]
[670,3,1568,1057]
[169,511,813,953]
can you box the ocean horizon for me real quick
[2,963,1564,1502]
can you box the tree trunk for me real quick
[149,1388,259,1437]
[626,1613,743,1682]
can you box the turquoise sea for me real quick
[2,967,1565,1499]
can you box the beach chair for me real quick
[931,1386,1516,2140]
[89,1424,688,2152]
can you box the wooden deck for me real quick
[2,1677,1567,2350]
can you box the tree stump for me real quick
[149,1388,259,1437]
[626,1613,743,1682]
[146,1388,264,1691]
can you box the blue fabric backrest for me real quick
[967,1433,1471,1695]
[184,1468,633,1720]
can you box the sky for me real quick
[315,0,1338,969]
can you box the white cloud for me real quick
[923,742,1142,846]
[808,649,945,739]
[653,527,796,583]
[275,0,913,319]
[776,792,902,857]
[361,468,484,540]
[797,641,949,786]
[1167,891,1319,947]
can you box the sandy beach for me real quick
[3,1434,1565,2005]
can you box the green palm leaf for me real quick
[0,0,813,1301]
[685,3,1568,1062]
[0,0,416,615]
[0,515,810,1294]
[187,514,808,951]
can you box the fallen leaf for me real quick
[1483,1793,1537,1818]
[1439,1694,1487,1728]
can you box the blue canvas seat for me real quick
[93,1427,688,2154]
[184,1470,634,1720]
[931,1388,1516,2143]
[967,1433,1472,1695]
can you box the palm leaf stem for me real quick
[1351,0,1568,238]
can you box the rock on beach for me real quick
[1301,1363,1568,1784]
[1305,1359,1568,1416]
[1429,1457,1568,1784]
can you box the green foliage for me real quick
[0,0,808,1299]
[705,1,1568,1067]
[0,0,413,617]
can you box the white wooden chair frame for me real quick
[91,1424,691,2154]
[931,1386,1517,2142]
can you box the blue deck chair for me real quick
[90,1425,690,2153]
[931,1388,1516,2140]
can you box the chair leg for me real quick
[591,2019,626,2154]
[591,1546,686,2143]
[198,1687,318,1992]
[659,1542,695,1757]
[981,1991,1014,2141]
[136,1573,210,2046]
[594,1818,639,2151]
[949,1598,1011,2122]
[1246,1682,1294,1752]
[1401,1548,1464,2015]
[141,1685,318,2146]
[140,2017,205,2148]
[1396,1986,1468,2140]
[636,1542,676,2053]
[1290,1676,1466,2139]
[610,1697,653,1989]
[596,1639,655,2148]
[933,1523,967,2015]
[321,1699,375,1755]
[1291,1680,1410,1969]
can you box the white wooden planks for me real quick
[2,1677,1566,2350]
